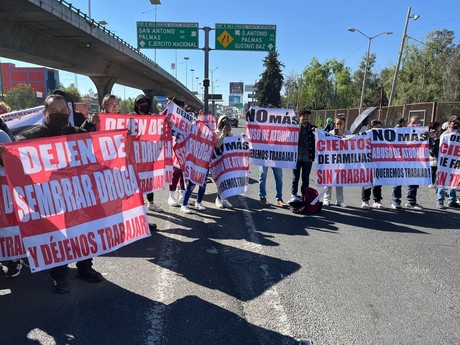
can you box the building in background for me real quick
[0,63,60,99]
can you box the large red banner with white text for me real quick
[99,113,172,193]
[1,130,150,272]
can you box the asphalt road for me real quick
[2,123,459,345]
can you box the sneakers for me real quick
[323,200,330,207]
[5,259,22,278]
[372,202,386,209]
[276,199,288,208]
[52,278,70,294]
[391,202,402,209]
[180,205,192,213]
[194,202,206,211]
[361,201,370,209]
[222,199,232,208]
[167,192,179,206]
[437,202,446,209]
[148,202,164,212]
[215,197,224,209]
[428,184,436,189]
[77,267,104,283]
[405,203,424,210]
[337,202,347,208]
[448,202,460,209]
[260,198,269,206]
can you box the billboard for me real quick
[229,94,241,106]
[245,84,256,92]
[229,82,244,94]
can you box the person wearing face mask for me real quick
[52,89,97,131]
[16,94,104,293]
[436,115,460,209]
[132,94,164,212]
[391,114,424,210]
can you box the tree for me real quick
[325,59,354,109]
[5,83,38,110]
[57,84,81,102]
[385,29,460,104]
[118,97,134,114]
[351,53,383,108]
[255,51,284,107]
[297,58,331,109]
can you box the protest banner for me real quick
[197,113,217,131]
[210,136,250,200]
[99,113,171,193]
[0,165,25,261]
[436,132,460,188]
[180,121,217,186]
[246,107,299,169]
[370,127,431,185]
[1,106,45,136]
[316,130,373,187]
[1,130,150,272]
[166,102,195,141]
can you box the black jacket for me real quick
[18,120,86,140]
[298,122,316,162]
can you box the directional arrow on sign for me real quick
[139,40,145,47]
[268,43,274,50]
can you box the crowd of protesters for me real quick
[1,92,459,294]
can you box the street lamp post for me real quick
[210,66,219,115]
[190,69,195,90]
[348,28,392,113]
[388,7,420,106]
[184,57,189,87]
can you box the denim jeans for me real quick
[392,185,419,205]
[183,180,207,206]
[259,166,283,200]
[437,187,457,205]
[291,160,313,196]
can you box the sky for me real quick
[3,0,460,106]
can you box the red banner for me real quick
[175,121,216,186]
[0,165,25,261]
[98,113,172,193]
[1,130,150,272]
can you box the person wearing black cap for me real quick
[133,94,164,212]
[436,115,460,209]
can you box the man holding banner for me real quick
[14,94,104,293]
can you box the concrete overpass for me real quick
[0,0,202,109]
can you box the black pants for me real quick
[50,259,93,280]
[146,192,154,202]
[361,186,382,202]
[291,160,313,196]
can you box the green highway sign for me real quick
[137,22,199,49]
[215,23,276,51]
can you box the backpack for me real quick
[288,187,323,214]
[302,187,323,213]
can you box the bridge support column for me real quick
[90,76,118,105]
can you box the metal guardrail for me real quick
[56,0,169,75]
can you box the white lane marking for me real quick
[238,195,293,337]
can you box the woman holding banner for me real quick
[214,115,233,209]
[323,116,351,207]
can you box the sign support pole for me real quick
[202,26,211,114]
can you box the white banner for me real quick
[436,132,460,188]
[246,107,299,169]
[210,136,250,199]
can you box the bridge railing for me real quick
[56,0,172,78]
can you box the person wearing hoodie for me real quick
[133,94,164,212]
[214,115,233,208]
